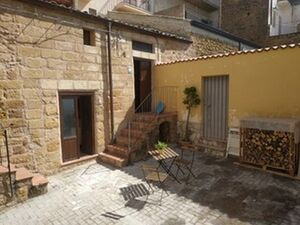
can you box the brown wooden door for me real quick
[134,59,152,111]
[60,96,79,162]
[139,61,151,103]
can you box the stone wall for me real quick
[46,0,73,7]
[265,32,300,46]
[0,0,108,174]
[108,11,192,37]
[108,11,238,58]
[0,0,238,175]
[221,0,300,47]
[221,0,269,46]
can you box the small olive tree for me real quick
[183,87,201,141]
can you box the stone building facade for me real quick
[0,0,238,175]
[221,0,269,46]
[221,0,300,46]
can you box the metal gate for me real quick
[203,75,229,141]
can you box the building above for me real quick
[47,0,221,28]
[74,0,153,16]
[269,0,300,36]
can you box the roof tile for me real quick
[156,43,300,66]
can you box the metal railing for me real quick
[1,129,14,198]
[127,86,177,155]
[99,0,151,15]
[123,0,151,11]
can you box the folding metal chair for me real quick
[174,146,197,181]
[141,164,168,205]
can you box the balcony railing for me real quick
[123,0,151,11]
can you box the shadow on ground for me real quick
[101,147,300,225]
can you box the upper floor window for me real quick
[83,29,96,46]
[132,40,153,53]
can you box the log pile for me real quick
[240,128,298,175]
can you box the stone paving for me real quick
[1,148,300,225]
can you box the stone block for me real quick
[42,97,57,104]
[24,58,47,68]
[74,80,88,89]
[26,100,42,109]
[62,52,80,61]
[83,45,98,54]
[41,49,62,59]
[58,80,73,89]
[47,59,66,70]
[63,70,81,79]
[4,90,21,99]
[45,118,59,129]
[26,110,42,119]
[43,69,62,79]
[46,141,59,152]
[88,81,101,89]
[40,80,57,89]
[82,54,97,63]
[67,62,82,71]
[5,100,25,109]
[13,146,26,155]
[0,80,22,90]
[55,41,74,51]
[0,194,8,206]
[18,46,40,57]
[43,90,57,97]
[8,109,22,119]
[83,63,100,72]
[23,89,39,99]
[23,79,39,88]
[16,186,29,202]
[28,120,43,129]
[45,105,58,116]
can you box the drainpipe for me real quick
[107,21,114,142]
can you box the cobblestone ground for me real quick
[1,148,300,225]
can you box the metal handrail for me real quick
[127,86,178,157]
[1,129,14,198]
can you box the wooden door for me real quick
[134,59,152,112]
[60,96,79,162]
[203,76,229,141]
[79,96,93,155]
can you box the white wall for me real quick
[269,0,300,36]
[153,0,181,13]
[76,0,154,15]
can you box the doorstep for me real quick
[61,154,98,167]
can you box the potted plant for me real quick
[183,87,201,142]
[154,141,168,154]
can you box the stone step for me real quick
[0,165,17,175]
[133,113,157,123]
[15,168,34,203]
[121,129,146,138]
[116,136,142,148]
[105,144,129,158]
[15,168,34,182]
[30,174,48,197]
[32,174,48,186]
[129,121,149,129]
[98,152,128,168]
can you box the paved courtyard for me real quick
[1,148,300,225]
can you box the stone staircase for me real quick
[98,113,158,167]
[0,164,48,208]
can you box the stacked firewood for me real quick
[241,128,296,175]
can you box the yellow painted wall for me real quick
[154,47,300,128]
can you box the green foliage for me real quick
[183,87,201,109]
[154,141,168,150]
[183,87,201,141]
